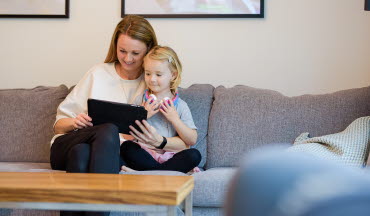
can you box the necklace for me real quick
[115,63,143,104]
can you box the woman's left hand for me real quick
[129,120,163,148]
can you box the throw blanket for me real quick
[288,116,370,167]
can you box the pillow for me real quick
[288,116,370,167]
[0,85,69,163]
[179,84,214,169]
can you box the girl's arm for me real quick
[160,100,197,146]
[164,136,190,152]
[167,117,197,146]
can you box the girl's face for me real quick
[116,34,147,75]
[144,58,175,95]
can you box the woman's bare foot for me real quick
[121,165,136,172]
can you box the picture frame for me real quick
[122,0,264,18]
[0,0,69,18]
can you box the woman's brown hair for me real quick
[104,15,158,63]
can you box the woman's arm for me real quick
[129,120,190,152]
[54,113,93,134]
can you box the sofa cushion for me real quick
[192,167,237,207]
[206,85,370,169]
[0,85,69,163]
[179,84,214,168]
[288,116,370,167]
[0,209,59,216]
[0,162,64,172]
[119,170,186,176]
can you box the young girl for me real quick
[120,46,201,173]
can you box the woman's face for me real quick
[116,34,147,75]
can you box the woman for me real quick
[50,15,157,216]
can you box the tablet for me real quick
[87,98,147,134]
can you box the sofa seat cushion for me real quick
[0,162,64,172]
[192,167,237,207]
[119,170,187,176]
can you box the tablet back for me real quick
[87,98,147,134]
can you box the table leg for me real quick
[184,191,193,216]
[167,206,176,216]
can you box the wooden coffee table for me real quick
[0,172,194,216]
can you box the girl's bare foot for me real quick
[121,165,136,172]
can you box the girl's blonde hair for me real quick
[145,46,182,94]
[105,15,158,63]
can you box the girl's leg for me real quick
[157,148,201,173]
[120,141,161,170]
[121,142,201,173]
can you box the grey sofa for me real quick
[1,84,370,216]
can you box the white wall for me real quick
[0,0,369,96]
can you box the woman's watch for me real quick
[156,136,167,149]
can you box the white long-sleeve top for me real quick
[51,62,146,146]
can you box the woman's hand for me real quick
[72,113,93,130]
[159,100,180,123]
[142,98,160,119]
[129,120,163,148]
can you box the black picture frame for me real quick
[0,0,69,18]
[121,0,264,18]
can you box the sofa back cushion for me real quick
[206,85,370,169]
[179,84,214,168]
[0,85,69,162]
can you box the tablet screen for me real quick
[87,98,147,134]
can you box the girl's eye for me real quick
[157,74,162,77]
[133,52,139,55]
[120,50,126,53]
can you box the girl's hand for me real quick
[142,98,160,119]
[72,113,93,130]
[160,100,180,123]
[129,120,163,148]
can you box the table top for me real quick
[0,172,194,205]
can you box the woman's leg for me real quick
[86,123,120,173]
[66,143,90,173]
[51,123,120,173]
[50,123,119,216]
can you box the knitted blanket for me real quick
[288,116,370,167]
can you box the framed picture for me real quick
[122,0,264,18]
[0,0,69,18]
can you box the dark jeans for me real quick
[120,141,201,173]
[51,123,121,216]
